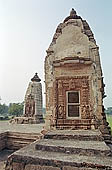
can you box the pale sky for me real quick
[0,0,112,108]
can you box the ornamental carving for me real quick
[54,76,90,121]
[58,105,64,119]
[24,95,35,117]
[81,105,91,119]
[69,79,75,89]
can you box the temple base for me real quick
[9,116,44,124]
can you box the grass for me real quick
[106,115,112,132]
[0,119,9,122]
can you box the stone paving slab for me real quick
[44,130,103,141]
[11,142,112,169]
[35,138,111,156]
[0,121,44,133]
[47,130,101,136]
[36,138,110,151]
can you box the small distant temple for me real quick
[23,73,44,123]
[10,73,44,124]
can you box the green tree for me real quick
[8,102,24,117]
[105,107,112,115]
[0,103,8,115]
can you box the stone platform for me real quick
[0,121,44,170]
[0,121,44,151]
[9,116,44,124]
[5,130,112,170]
[0,121,44,133]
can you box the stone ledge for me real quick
[35,139,111,156]
[44,130,103,141]
[5,142,112,170]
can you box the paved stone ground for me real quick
[0,121,44,133]
[0,121,45,170]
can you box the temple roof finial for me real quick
[70,8,77,17]
[31,73,41,82]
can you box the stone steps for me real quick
[6,142,112,170]
[7,132,40,141]
[6,140,32,150]
[44,130,103,141]
[6,132,41,150]
[0,132,7,151]
[35,138,111,156]
[5,130,112,169]
[0,131,42,151]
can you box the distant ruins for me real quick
[10,73,44,124]
[23,73,44,123]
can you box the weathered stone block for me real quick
[63,167,97,170]
[12,162,24,170]
[24,164,60,170]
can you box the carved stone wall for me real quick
[23,73,44,123]
[44,9,111,134]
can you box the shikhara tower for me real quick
[45,9,111,135]
[24,73,44,123]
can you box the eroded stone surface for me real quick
[63,167,98,170]
[10,73,44,124]
[0,121,44,133]
[5,142,112,170]
[24,164,60,170]
[35,138,111,156]
[5,129,112,170]
[44,8,110,137]
[0,122,44,151]
[4,9,112,170]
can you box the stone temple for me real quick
[23,73,44,123]
[5,9,112,170]
[10,73,44,124]
[45,8,111,136]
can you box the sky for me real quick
[0,0,112,108]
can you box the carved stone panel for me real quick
[54,76,91,123]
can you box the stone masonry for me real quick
[4,9,112,170]
[10,73,44,124]
[23,73,44,123]
[44,8,111,137]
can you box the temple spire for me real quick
[31,73,41,82]
[70,8,76,17]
